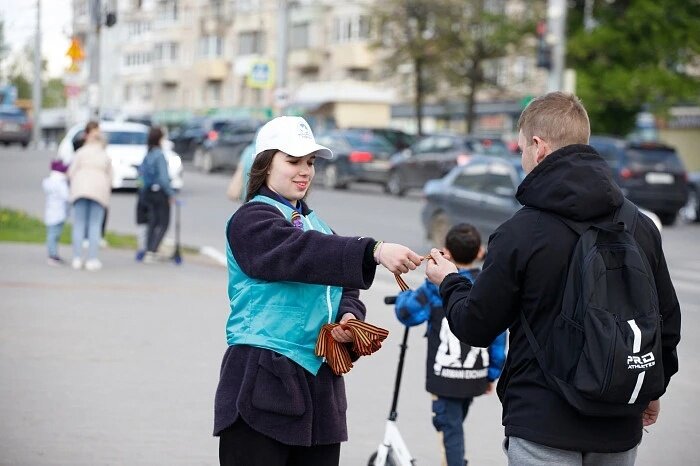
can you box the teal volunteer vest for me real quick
[225,195,343,375]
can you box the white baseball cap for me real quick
[254,116,333,160]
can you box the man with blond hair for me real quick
[425,92,681,465]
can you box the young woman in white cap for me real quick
[214,116,422,466]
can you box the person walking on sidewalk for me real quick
[42,159,70,266]
[214,116,423,466]
[425,92,681,465]
[68,121,112,271]
[138,126,175,263]
[395,223,506,466]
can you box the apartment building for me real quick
[71,0,545,131]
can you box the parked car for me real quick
[0,107,32,147]
[386,134,511,196]
[346,127,417,151]
[589,136,688,225]
[314,129,396,189]
[422,157,662,247]
[169,117,232,161]
[57,121,183,190]
[680,171,700,223]
[192,119,261,173]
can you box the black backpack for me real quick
[521,199,664,417]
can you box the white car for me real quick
[57,121,183,190]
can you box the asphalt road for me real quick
[1,147,699,465]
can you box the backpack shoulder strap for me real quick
[614,199,639,235]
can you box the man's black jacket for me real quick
[439,144,681,452]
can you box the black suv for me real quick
[169,117,232,161]
[589,136,688,225]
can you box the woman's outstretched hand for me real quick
[377,243,423,274]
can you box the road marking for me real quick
[199,246,227,267]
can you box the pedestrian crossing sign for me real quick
[247,59,275,89]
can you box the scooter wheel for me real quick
[368,452,377,466]
[367,451,397,466]
[173,255,183,265]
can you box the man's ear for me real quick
[532,136,550,164]
[442,249,452,261]
[477,245,486,261]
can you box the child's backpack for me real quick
[521,199,664,417]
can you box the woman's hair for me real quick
[84,121,99,135]
[517,92,590,151]
[147,126,164,151]
[245,149,277,201]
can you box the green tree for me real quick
[43,78,66,108]
[370,0,450,135]
[567,0,700,135]
[6,42,64,107]
[437,0,539,133]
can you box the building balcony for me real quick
[288,48,324,71]
[197,58,229,81]
[331,43,374,70]
[154,64,181,85]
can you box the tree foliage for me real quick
[567,0,700,135]
[369,0,449,135]
[436,0,539,132]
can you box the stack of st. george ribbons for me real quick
[315,320,390,376]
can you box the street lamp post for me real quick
[88,0,102,119]
[546,0,568,92]
[32,0,42,148]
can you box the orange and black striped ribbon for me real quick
[315,320,390,376]
[393,252,439,291]
[315,251,441,375]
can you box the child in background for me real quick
[42,159,70,266]
[395,223,507,466]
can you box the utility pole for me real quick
[546,0,567,92]
[32,0,41,148]
[88,0,102,119]
[275,0,290,114]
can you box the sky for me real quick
[1,0,72,77]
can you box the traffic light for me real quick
[105,11,117,27]
[535,21,551,70]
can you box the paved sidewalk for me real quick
[0,243,225,465]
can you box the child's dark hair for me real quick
[445,223,481,264]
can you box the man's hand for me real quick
[330,313,356,343]
[643,399,660,427]
[425,248,458,285]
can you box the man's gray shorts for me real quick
[504,436,638,466]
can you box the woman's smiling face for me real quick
[266,150,316,205]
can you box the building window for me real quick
[124,51,153,68]
[157,0,179,21]
[347,67,369,81]
[124,84,131,101]
[206,81,222,106]
[238,30,265,55]
[199,36,224,58]
[290,22,310,50]
[142,83,152,100]
[154,41,180,64]
[234,0,259,12]
[333,15,371,44]
[128,21,151,37]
